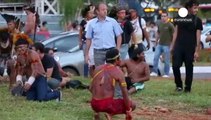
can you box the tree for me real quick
[59,0,83,22]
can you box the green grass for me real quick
[0,77,210,120]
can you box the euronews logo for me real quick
[173,7,192,23]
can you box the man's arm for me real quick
[25,14,35,34]
[170,25,178,53]
[117,71,131,110]
[155,31,160,46]
[133,64,150,82]
[127,21,137,45]
[120,60,127,67]
[195,30,201,53]
[206,35,211,42]
[44,56,55,79]
[194,29,202,61]
[141,18,150,49]
[46,68,53,79]
[57,62,68,77]
[116,35,122,50]
[24,52,42,90]
[79,26,83,48]
[85,39,91,64]
[143,28,150,49]
[15,56,25,85]
[85,20,93,64]
[113,20,123,50]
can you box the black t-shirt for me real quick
[118,20,134,44]
[174,14,203,48]
[41,54,62,81]
[80,19,87,41]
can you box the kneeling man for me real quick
[90,49,136,120]
[13,34,60,101]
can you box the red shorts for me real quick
[91,97,131,115]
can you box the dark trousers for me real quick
[26,75,60,101]
[172,46,195,91]
[125,77,133,90]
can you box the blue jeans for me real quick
[153,44,170,75]
[26,75,60,101]
[82,42,89,77]
[120,44,129,60]
[47,78,61,89]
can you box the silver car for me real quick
[201,26,211,49]
[42,32,84,76]
[42,32,164,76]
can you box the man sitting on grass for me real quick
[120,45,150,94]
[89,49,136,120]
[33,42,62,90]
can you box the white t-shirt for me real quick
[147,26,157,42]
[130,17,146,44]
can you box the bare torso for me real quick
[25,13,35,35]
[16,50,45,78]
[90,64,124,100]
[121,59,150,83]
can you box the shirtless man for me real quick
[12,34,60,101]
[121,45,150,94]
[23,5,39,40]
[0,14,22,89]
[90,49,136,120]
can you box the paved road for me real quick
[169,66,211,80]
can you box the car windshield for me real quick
[45,34,79,52]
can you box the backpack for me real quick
[138,17,145,41]
[66,80,89,89]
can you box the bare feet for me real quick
[94,112,100,120]
[105,113,112,120]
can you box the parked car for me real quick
[43,33,164,76]
[42,32,84,76]
[201,26,211,49]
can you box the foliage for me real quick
[59,0,84,22]
[0,77,210,120]
[198,49,211,62]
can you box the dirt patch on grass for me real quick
[133,106,211,120]
[0,76,9,83]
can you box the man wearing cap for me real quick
[85,3,123,67]
[128,7,150,51]
[121,45,150,94]
[116,6,137,60]
[12,33,60,101]
[90,48,136,120]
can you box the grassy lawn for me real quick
[0,77,210,120]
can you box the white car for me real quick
[201,26,211,49]
[42,32,84,76]
[42,33,164,76]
